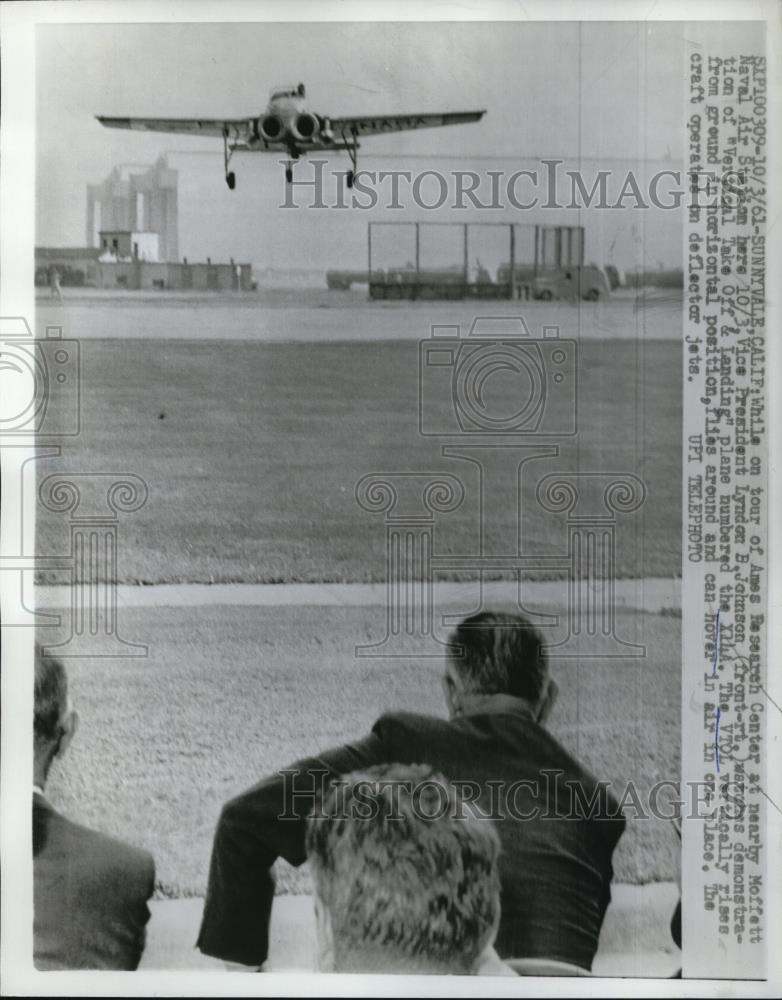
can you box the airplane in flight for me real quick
[97,82,485,190]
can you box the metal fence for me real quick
[367,222,585,300]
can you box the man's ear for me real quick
[56,709,78,759]
[536,678,558,725]
[442,673,461,718]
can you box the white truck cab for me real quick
[532,263,611,301]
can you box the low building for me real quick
[98,230,160,262]
[97,260,252,291]
[36,247,252,291]
[35,247,102,287]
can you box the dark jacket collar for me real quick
[457,693,538,721]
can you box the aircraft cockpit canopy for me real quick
[269,83,306,101]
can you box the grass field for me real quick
[36,337,681,584]
[36,323,682,908]
[42,604,681,898]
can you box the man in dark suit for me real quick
[197,611,625,972]
[33,645,155,970]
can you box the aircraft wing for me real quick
[328,110,485,138]
[96,116,254,141]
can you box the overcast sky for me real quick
[37,20,687,268]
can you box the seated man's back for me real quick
[33,796,155,970]
[197,612,625,972]
[372,706,623,969]
[32,645,155,970]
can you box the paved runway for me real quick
[36,291,680,342]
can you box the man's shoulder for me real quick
[371,709,566,760]
[368,715,625,824]
[530,733,627,825]
[35,801,154,895]
[372,710,454,741]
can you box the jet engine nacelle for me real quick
[258,113,284,142]
[290,112,320,142]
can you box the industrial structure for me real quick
[36,156,252,291]
[86,157,179,262]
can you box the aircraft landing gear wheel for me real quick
[226,171,236,190]
[286,167,293,184]
[347,170,355,189]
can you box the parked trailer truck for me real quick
[497,262,612,301]
[326,270,370,290]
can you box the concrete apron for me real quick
[36,577,680,612]
[140,882,681,978]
